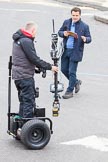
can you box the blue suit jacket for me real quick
[58,18,92,62]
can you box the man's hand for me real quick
[64,31,70,37]
[51,66,58,72]
[81,36,86,42]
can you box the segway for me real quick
[7,56,53,150]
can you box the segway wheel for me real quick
[20,119,51,150]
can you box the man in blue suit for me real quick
[58,7,92,99]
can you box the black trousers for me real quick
[61,49,78,92]
[15,78,36,118]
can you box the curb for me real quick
[53,0,108,24]
[94,11,108,24]
[53,0,108,11]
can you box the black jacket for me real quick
[12,30,52,80]
[58,18,92,62]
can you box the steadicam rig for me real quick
[50,19,64,117]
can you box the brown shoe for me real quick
[75,80,82,93]
[62,91,73,99]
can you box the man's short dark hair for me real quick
[71,7,81,15]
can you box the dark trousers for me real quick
[61,49,78,92]
[15,78,36,118]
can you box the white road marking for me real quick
[0,8,46,13]
[61,135,108,152]
[78,72,108,77]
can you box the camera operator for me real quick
[12,21,58,118]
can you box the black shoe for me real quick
[75,80,82,93]
[62,91,73,99]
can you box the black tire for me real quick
[20,119,51,150]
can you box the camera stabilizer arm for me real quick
[50,19,64,117]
